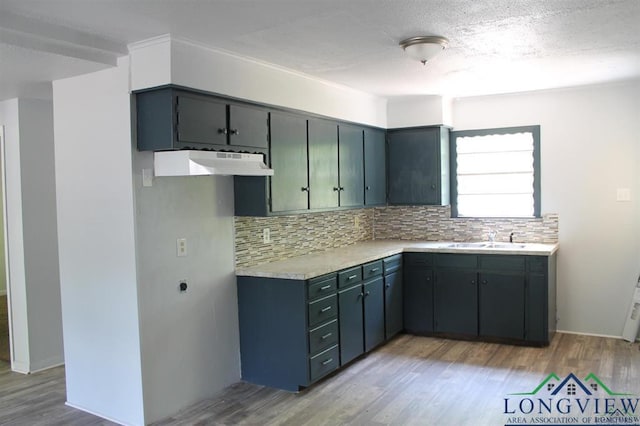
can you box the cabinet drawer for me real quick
[308,295,338,327]
[528,256,548,274]
[404,252,434,267]
[362,260,383,279]
[307,275,337,301]
[479,255,525,272]
[309,319,339,355]
[383,254,402,275]
[309,345,339,382]
[338,267,362,288]
[436,253,477,269]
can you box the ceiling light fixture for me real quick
[400,36,449,65]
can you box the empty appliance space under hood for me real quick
[154,150,274,177]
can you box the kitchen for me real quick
[0,1,639,425]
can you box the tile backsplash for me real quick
[235,206,558,267]
[235,209,374,268]
[373,205,559,243]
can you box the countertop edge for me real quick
[236,241,558,281]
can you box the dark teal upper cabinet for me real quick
[338,125,365,208]
[363,128,387,206]
[308,119,340,210]
[136,87,268,152]
[269,112,309,213]
[387,126,449,205]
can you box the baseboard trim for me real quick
[65,401,141,426]
[556,329,626,340]
[29,360,65,373]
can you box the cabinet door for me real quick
[338,284,364,366]
[363,277,385,352]
[338,125,364,207]
[269,112,309,212]
[403,267,434,334]
[308,119,339,209]
[384,270,403,339]
[176,94,227,146]
[229,104,269,149]
[434,269,478,335]
[387,127,441,205]
[526,273,548,342]
[479,273,525,339]
[364,128,387,206]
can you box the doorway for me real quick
[0,126,10,364]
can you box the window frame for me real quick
[449,125,541,218]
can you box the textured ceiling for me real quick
[1,0,640,101]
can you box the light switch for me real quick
[177,238,187,257]
[262,228,271,244]
[142,168,153,187]
[616,188,631,202]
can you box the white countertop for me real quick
[235,240,558,280]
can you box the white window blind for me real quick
[456,131,535,217]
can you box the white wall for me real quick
[133,152,240,423]
[53,58,145,426]
[452,81,640,337]
[387,95,453,128]
[0,97,63,373]
[129,36,388,128]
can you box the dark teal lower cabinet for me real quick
[383,255,404,339]
[363,276,385,352]
[434,268,478,335]
[339,283,365,365]
[403,267,434,334]
[479,272,525,340]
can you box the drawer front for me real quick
[308,276,337,301]
[309,345,339,382]
[338,266,362,288]
[308,294,338,327]
[383,254,402,275]
[436,253,477,269]
[527,256,548,274]
[404,252,434,267]
[309,319,339,355]
[479,255,525,272]
[362,260,383,279]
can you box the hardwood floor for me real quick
[0,333,638,425]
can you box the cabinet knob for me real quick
[365,186,371,191]
[482,280,488,285]
[425,277,431,281]
[339,187,345,191]
[364,291,370,297]
[301,187,309,192]
[431,184,436,189]
[386,283,390,289]
[333,187,340,192]
[230,128,239,135]
[471,280,476,285]
[218,128,228,135]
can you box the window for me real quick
[450,125,540,218]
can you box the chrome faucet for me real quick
[488,229,497,243]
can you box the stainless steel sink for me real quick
[446,242,487,248]
[485,243,527,249]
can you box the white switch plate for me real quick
[142,168,153,187]
[617,188,631,202]
[177,238,187,257]
[354,216,360,227]
[262,228,271,244]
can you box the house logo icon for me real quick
[504,372,639,425]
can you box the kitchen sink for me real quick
[445,242,528,249]
[446,242,487,248]
[485,243,527,249]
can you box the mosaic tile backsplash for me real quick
[235,206,558,267]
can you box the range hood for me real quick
[154,150,274,177]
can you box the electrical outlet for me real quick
[177,238,187,257]
[617,188,631,202]
[262,228,271,244]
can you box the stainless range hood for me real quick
[154,150,274,177]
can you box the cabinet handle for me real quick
[426,277,431,281]
[431,184,436,189]
[301,187,310,192]
[482,280,488,285]
[471,280,476,285]
[370,268,379,272]
[333,187,340,191]
[339,187,345,191]
[320,306,332,313]
[218,128,228,135]
[230,128,239,135]
[364,291,370,297]
[321,358,333,366]
[320,332,333,340]
[347,274,358,281]
[366,186,371,191]
[320,285,332,291]
[386,283,390,289]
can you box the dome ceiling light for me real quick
[399,35,449,65]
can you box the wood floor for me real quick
[1,333,638,425]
